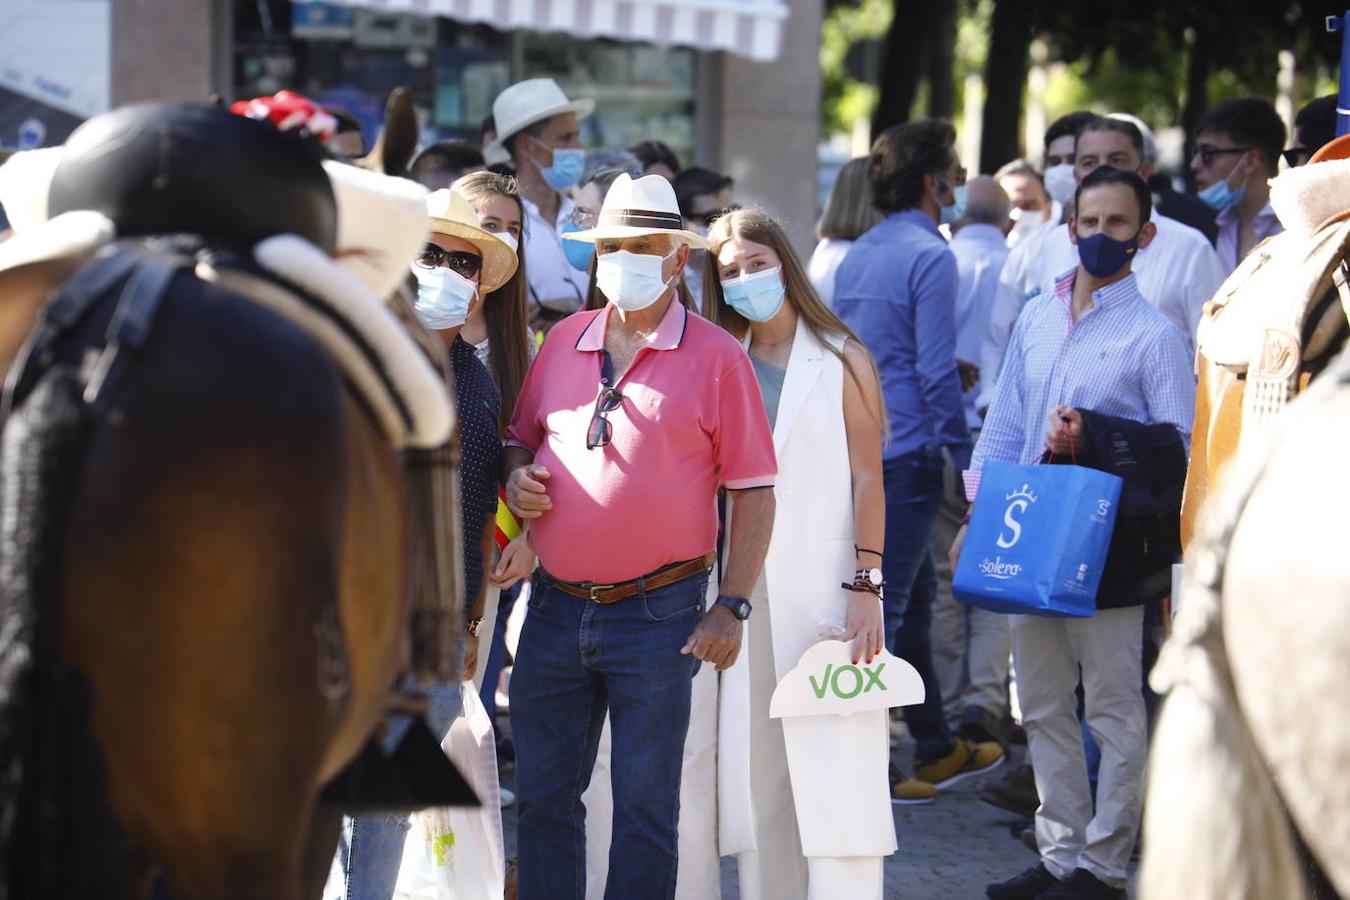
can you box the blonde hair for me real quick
[817,157,882,241]
[703,207,888,439]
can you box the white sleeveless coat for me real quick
[715,318,898,858]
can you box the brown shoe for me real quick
[916,737,1005,789]
[980,763,1039,818]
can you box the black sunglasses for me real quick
[586,351,625,450]
[586,386,624,450]
[1281,146,1312,168]
[1193,144,1251,167]
[414,244,483,280]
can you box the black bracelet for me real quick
[854,545,883,560]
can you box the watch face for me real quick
[867,568,883,586]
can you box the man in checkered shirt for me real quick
[952,166,1195,900]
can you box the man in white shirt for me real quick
[979,111,1095,412]
[996,159,1060,248]
[489,78,595,330]
[1189,97,1287,276]
[931,177,1017,746]
[985,116,1223,371]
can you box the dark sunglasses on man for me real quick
[1193,144,1251,168]
[586,351,625,450]
[414,243,483,280]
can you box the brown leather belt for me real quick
[540,552,717,605]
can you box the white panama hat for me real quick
[561,173,710,249]
[489,78,595,156]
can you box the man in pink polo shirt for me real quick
[503,173,776,899]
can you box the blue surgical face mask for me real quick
[721,267,786,322]
[937,176,962,225]
[1076,229,1139,279]
[411,263,477,329]
[1197,178,1246,212]
[560,221,596,272]
[531,138,584,191]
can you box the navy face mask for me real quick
[1076,230,1139,278]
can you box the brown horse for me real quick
[0,104,458,899]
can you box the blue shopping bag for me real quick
[952,461,1122,617]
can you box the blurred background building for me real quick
[0,0,824,252]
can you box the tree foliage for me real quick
[822,0,1346,171]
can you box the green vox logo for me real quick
[808,662,887,700]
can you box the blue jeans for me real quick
[882,448,955,762]
[328,680,462,900]
[512,569,708,900]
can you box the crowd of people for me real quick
[314,73,1340,900]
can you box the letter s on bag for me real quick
[996,498,1028,549]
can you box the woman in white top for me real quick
[808,157,882,308]
[704,208,894,899]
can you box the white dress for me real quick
[719,318,896,900]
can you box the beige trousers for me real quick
[1012,607,1146,888]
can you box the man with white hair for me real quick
[503,173,776,898]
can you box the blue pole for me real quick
[1335,11,1350,136]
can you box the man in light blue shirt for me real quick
[957,167,1194,900]
[835,120,1004,801]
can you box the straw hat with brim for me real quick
[425,189,518,293]
[561,173,711,250]
[488,78,595,156]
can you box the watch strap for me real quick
[715,594,752,620]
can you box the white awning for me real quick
[302,0,790,62]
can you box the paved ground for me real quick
[497,715,1137,898]
[498,752,1139,896]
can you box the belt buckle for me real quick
[587,583,616,601]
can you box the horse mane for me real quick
[0,367,132,898]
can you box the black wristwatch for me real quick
[714,594,753,621]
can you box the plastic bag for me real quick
[395,683,505,899]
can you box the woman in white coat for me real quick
[703,208,895,899]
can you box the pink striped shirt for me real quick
[506,300,776,583]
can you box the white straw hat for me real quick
[561,173,710,249]
[425,189,519,293]
[489,78,595,156]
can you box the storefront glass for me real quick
[232,1,696,162]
